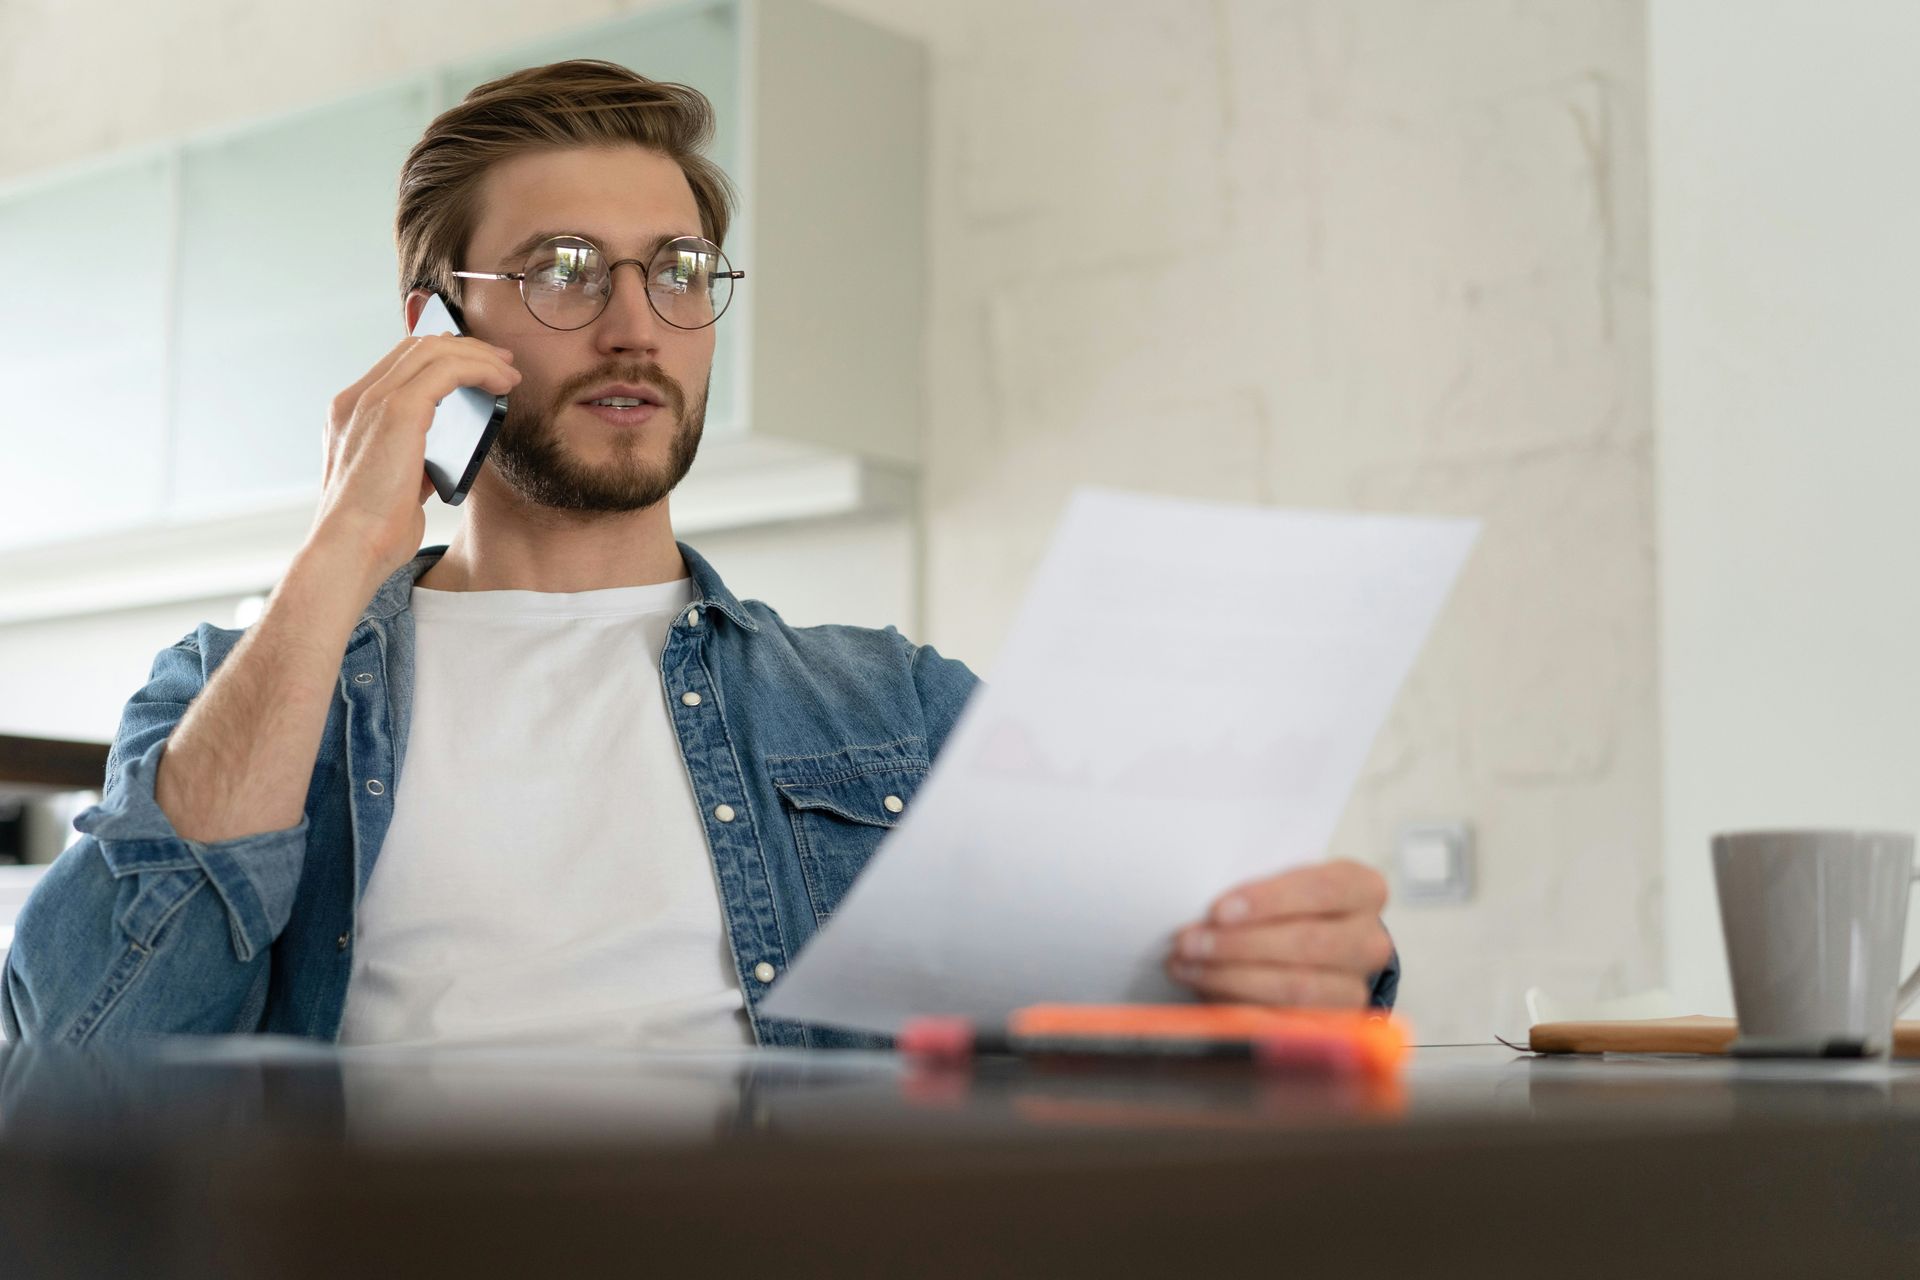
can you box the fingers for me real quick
[1209,859,1387,926]
[1166,861,1392,1011]
[318,334,517,522]
[334,339,426,415]
[1166,961,1371,1010]
[374,336,520,411]
[1174,915,1393,973]
[331,335,456,428]
[335,336,516,423]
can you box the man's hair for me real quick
[395,59,735,303]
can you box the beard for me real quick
[487,361,706,513]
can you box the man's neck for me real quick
[416,479,688,594]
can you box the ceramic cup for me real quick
[1713,829,1920,1056]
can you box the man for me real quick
[1,61,1395,1049]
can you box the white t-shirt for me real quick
[336,576,753,1050]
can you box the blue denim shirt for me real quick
[3,543,1397,1047]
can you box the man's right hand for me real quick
[310,334,521,585]
[154,335,518,846]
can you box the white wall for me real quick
[1651,0,1920,1015]
[0,0,1660,1043]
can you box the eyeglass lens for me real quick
[521,235,734,331]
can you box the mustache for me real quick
[548,362,688,417]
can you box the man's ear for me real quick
[403,289,434,334]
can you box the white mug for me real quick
[1712,829,1920,1056]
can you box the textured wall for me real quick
[0,0,1658,1042]
[899,0,1659,1041]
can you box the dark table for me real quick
[3,1039,1918,1277]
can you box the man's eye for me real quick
[652,257,712,293]
[528,244,600,285]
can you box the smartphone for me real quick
[411,292,509,506]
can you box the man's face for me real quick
[455,145,717,513]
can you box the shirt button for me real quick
[353,672,374,685]
[365,779,385,796]
[686,607,702,627]
[336,932,351,950]
[714,804,736,823]
[753,962,776,984]
[681,691,702,707]
[883,794,905,814]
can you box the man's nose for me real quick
[592,260,664,356]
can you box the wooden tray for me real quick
[1529,1015,1920,1058]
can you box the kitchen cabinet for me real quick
[169,83,435,519]
[0,0,924,619]
[0,154,172,549]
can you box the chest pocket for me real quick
[767,739,929,922]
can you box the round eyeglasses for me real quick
[451,234,744,332]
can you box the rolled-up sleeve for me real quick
[2,633,307,1045]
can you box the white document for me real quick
[760,489,1479,1035]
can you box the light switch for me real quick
[1397,822,1473,904]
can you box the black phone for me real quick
[411,293,509,506]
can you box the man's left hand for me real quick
[1166,859,1392,1009]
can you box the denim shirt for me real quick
[3,543,1398,1048]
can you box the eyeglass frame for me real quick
[449,232,746,332]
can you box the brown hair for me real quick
[395,59,735,303]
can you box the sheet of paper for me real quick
[761,488,1479,1035]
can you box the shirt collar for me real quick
[676,542,759,631]
[357,541,759,632]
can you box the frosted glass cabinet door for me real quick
[169,83,432,517]
[0,156,171,550]
[440,0,745,439]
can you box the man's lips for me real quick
[571,380,672,427]
[576,381,667,407]
[573,401,663,427]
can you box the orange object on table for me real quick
[901,1004,1410,1076]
